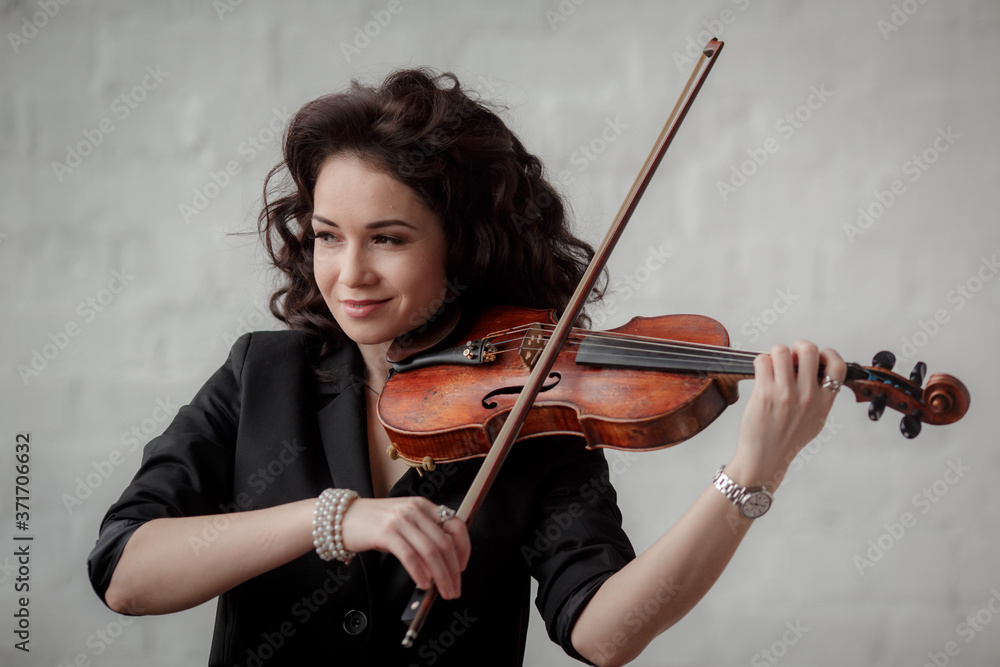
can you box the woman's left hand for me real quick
[727,340,846,491]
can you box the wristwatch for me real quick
[712,465,773,518]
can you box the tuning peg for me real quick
[868,393,888,421]
[909,361,927,386]
[872,350,896,371]
[900,413,922,439]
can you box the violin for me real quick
[379,305,970,470]
[394,38,970,646]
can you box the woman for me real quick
[88,69,845,666]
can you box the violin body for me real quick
[379,305,971,468]
[379,305,742,465]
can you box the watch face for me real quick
[741,492,772,518]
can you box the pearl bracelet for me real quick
[312,488,359,563]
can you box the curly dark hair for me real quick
[258,68,604,362]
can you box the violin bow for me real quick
[401,38,726,647]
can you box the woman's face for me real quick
[311,155,449,347]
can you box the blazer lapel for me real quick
[312,341,387,609]
[315,343,375,499]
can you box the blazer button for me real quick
[343,610,368,635]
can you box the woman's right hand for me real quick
[340,497,471,599]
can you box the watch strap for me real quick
[712,465,771,516]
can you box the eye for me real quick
[311,230,340,245]
[373,234,404,246]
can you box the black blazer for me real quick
[88,331,634,666]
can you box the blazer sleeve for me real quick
[527,442,637,663]
[86,334,251,607]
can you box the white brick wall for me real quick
[3,1,998,665]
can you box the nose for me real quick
[338,242,374,288]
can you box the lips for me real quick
[341,298,390,318]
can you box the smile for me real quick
[341,299,390,318]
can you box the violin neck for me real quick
[575,333,872,386]
[575,333,757,377]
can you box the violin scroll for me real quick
[843,351,970,439]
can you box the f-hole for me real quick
[482,372,562,409]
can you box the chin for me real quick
[351,334,394,347]
[335,322,396,347]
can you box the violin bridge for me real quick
[518,324,546,369]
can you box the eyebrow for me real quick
[311,214,418,231]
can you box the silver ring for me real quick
[437,505,456,523]
[821,376,843,394]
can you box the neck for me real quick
[357,341,393,391]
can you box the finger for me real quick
[441,516,472,570]
[819,347,846,380]
[395,503,464,599]
[753,351,774,387]
[791,340,820,396]
[389,521,460,598]
[769,344,794,394]
[383,532,435,591]
[819,347,847,400]
[343,498,463,596]
[361,498,455,596]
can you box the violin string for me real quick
[577,341,757,372]
[575,329,761,359]
[481,324,761,371]
[483,325,760,363]
[482,326,882,386]
[484,323,761,357]
[488,323,762,360]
